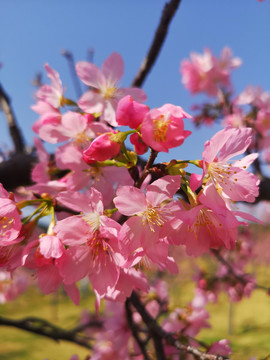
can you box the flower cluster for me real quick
[0,50,262,359]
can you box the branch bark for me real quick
[0,83,25,154]
[0,315,95,349]
[132,0,182,88]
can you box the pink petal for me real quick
[76,61,105,88]
[102,52,124,84]
[146,175,181,206]
[114,186,147,215]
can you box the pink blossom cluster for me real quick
[194,229,256,303]
[0,50,262,358]
[180,47,242,97]
[180,48,270,170]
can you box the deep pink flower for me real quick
[83,132,121,163]
[130,133,148,155]
[115,95,149,129]
[141,104,191,152]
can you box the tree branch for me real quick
[61,49,83,99]
[125,299,152,360]
[0,83,25,154]
[129,291,231,360]
[132,0,182,88]
[0,315,95,350]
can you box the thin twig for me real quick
[135,149,158,188]
[0,83,25,153]
[211,249,270,293]
[61,49,83,99]
[132,0,182,88]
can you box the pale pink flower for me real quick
[180,47,241,96]
[256,108,270,136]
[173,183,247,256]
[39,235,65,259]
[55,143,132,205]
[0,269,29,303]
[208,339,232,356]
[105,268,149,302]
[55,188,123,297]
[114,175,181,268]
[190,127,260,203]
[31,138,51,183]
[76,52,146,126]
[32,101,62,143]
[36,63,65,108]
[140,104,191,152]
[181,48,217,96]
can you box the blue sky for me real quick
[1,0,269,163]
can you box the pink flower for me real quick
[180,47,241,97]
[173,183,246,256]
[39,235,65,259]
[83,132,121,163]
[36,63,65,108]
[190,127,260,203]
[130,133,148,155]
[31,138,51,183]
[76,52,146,126]
[115,95,149,129]
[208,339,232,356]
[0,184,23,246]
[54,188,123,297]
[140,104,191,152]
[0,269,29,303]
[114,175,181,268]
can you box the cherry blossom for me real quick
[76,52,146,126]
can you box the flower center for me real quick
[207,162,233,193]
[188,208,222,239]
[87,231,110,261]
[153,115,171,142]
[82,212,100,232]
[0,216,15,238]
[74,132,91,149]
[102,86,118,100]
[142,206,166,232]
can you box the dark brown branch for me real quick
[129,291,230,360]
[132,0,182,88]
[135,149,158,188]
[125,299,152,360]
[0,83,25,153]
[0,315,93,349]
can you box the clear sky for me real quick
[1,0,269,163]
